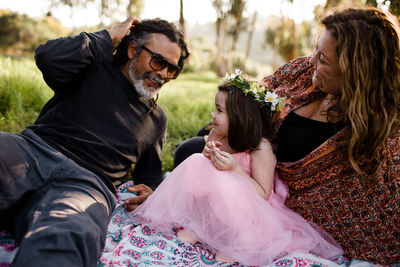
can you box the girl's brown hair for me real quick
[322,7,400,181]
[218,82,275,152]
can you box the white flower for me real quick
[264,91,279,111]
[224,72,230,81]
[250,83,258,94]
[234,69,243,76]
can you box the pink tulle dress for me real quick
[131,152,342,266]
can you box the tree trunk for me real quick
[179,0,186,39]
[126,0,143,18]
[215,18,226,76]
[245,11,257,62]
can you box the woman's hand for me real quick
[107,17,141,48]
[210,147,239,172]
[123,184,153,211]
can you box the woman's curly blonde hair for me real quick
[322,7,400,182]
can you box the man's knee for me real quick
[14,202,110,267]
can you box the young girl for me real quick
[131,71,342,266]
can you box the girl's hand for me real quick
[210,147,238,171]
[203,140,222,159]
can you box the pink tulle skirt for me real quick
[131,153,342,266]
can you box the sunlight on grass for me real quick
[0,56,53,132]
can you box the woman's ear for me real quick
[127,41,137,59]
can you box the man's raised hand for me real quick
[107,17,141,48]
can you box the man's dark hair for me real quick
[112,18,189,71]
[218,82,275,152]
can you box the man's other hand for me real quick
[123,184,153,211]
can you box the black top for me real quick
[30,30,167,193]
[276,111,342,162]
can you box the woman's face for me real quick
[210,90,229,137]
[309,30,342,96]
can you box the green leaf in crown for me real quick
[223,69,285,113]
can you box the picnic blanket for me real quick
[0,181,389,267]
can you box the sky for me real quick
[0,0,326,28]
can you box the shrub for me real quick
[0,10,70,55]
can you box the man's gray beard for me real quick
[128,60,162,99]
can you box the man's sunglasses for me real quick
[142,46,181,79]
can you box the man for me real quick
[0,17,189,266]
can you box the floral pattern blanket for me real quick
[0,181,392,267]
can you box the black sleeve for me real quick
[131,127,166,190]
[34,30,113,92]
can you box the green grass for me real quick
[159,71,218,171]
[0,55,219,172]
[0,56,53,132]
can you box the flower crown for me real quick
[223,69,285,112]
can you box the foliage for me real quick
[0,10,70,55]
[158,71,219,171]
[48,0,143,25]
[230,53,259,77]
[264,16,315,63]
[182,36,215,73]
[0,56,53,132]
[212,0,249,75]
[227,0,246,52]
[184,35,260,78]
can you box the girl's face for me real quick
[309,29,342,96]
[210,90,229,137]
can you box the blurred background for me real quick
[0,0,398,171]
[1,0,398,75]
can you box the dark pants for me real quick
[0,129,116,267]
[173,136,205,167]
[173,122,210,168]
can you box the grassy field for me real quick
[0,55,219,172]
[158,71,218,171]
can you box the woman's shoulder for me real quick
[262,56,314,90]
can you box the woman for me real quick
[174,7,400,264]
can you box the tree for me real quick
[264,15,314,67]
[212,0,229,76]
[49,0,143,25]
[126,0,143,18]
[179,0,186,41]
[244,11,257,62]
[228,0,245,53]
[0,10,70,54]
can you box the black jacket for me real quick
[30,30,167,193]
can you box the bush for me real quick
[0,10,70,55]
